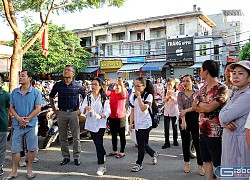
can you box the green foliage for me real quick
[238,42,250,61]
[0,0,125,13]
[22,23,91,75]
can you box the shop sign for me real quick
[166,37,194,61]
[127,57,145,63]
[100,60,123,69]
[169,61,194,67]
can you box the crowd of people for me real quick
[0,60,250,180]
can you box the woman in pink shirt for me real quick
[105,77,128,158]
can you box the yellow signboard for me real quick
[169,61,194,67]
[100,60,123,69]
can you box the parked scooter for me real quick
[38,94,51,137]
[41,112,59,149]
[41,111,89,149]
[154,93,164,116]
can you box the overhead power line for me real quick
[93,37,249,59]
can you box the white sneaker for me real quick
[96,166,106,176]
[131,164,143,172]
[152,152,159,165]
[25,157,39,163]
[19,157,27,167]
[33,157,39,163]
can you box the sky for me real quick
[1,0,250,41]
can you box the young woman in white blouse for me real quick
[162,78,179,148]
[129,77,158,172]
[80,77,111,176]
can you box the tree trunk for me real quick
[9,36,23,92]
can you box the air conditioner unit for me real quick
[194,32,199,36]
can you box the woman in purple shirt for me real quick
[177,74,204,176]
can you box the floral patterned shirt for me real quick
[196,83,228,137]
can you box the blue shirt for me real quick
[49,80,86,110]
[10,86,43,127]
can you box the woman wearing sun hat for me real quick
[219,60,250,171]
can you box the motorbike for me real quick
[154,93,164,116]
[41,112,89,149]
[41,112,60,149]
[38,94,51,137]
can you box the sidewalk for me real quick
[2,119,204,180]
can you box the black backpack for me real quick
[133,92,160,128]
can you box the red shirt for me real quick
[196,83,228,137]
[107,89,128,118]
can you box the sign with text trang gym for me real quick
[166,37,194,61]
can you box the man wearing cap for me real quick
[49,65,86,166]
[192,60,228,180]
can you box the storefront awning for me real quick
[189,62,202,68]
[141,61,167,71]
[118,63,144,72]
[82,67,98,73]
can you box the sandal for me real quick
[2,175,17,180]
[116,153,125,159]
[27,173,35,179]
[131,164,143,172]
[198,165,205,176]
[107,152,117,157]
[184,162,190,173]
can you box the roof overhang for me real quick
[199,14,216,28]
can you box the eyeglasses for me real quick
[91,83,100,86]
[64,69,74,72]
[134,85,144,88]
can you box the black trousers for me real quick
[90,128,106,165]
[164,116,178,143]
[109,117,126,153]
[135,128,155,165]
[179,112,203,165]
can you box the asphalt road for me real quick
[2,118,205,180]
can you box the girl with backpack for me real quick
[80,77,111,176]
[129,77,158,172]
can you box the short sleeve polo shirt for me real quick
[10,86,43,127]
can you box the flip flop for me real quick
[107,152,117,156]
[2,175,17,180]
[116,154,125,159]
[27,173,35,179]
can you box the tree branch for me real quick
[22,23,47,54]
[52,2,72,10]
[39,0,48,23]
[2,0,22,37]
[44,0,56,24]
[22,0,58,54]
